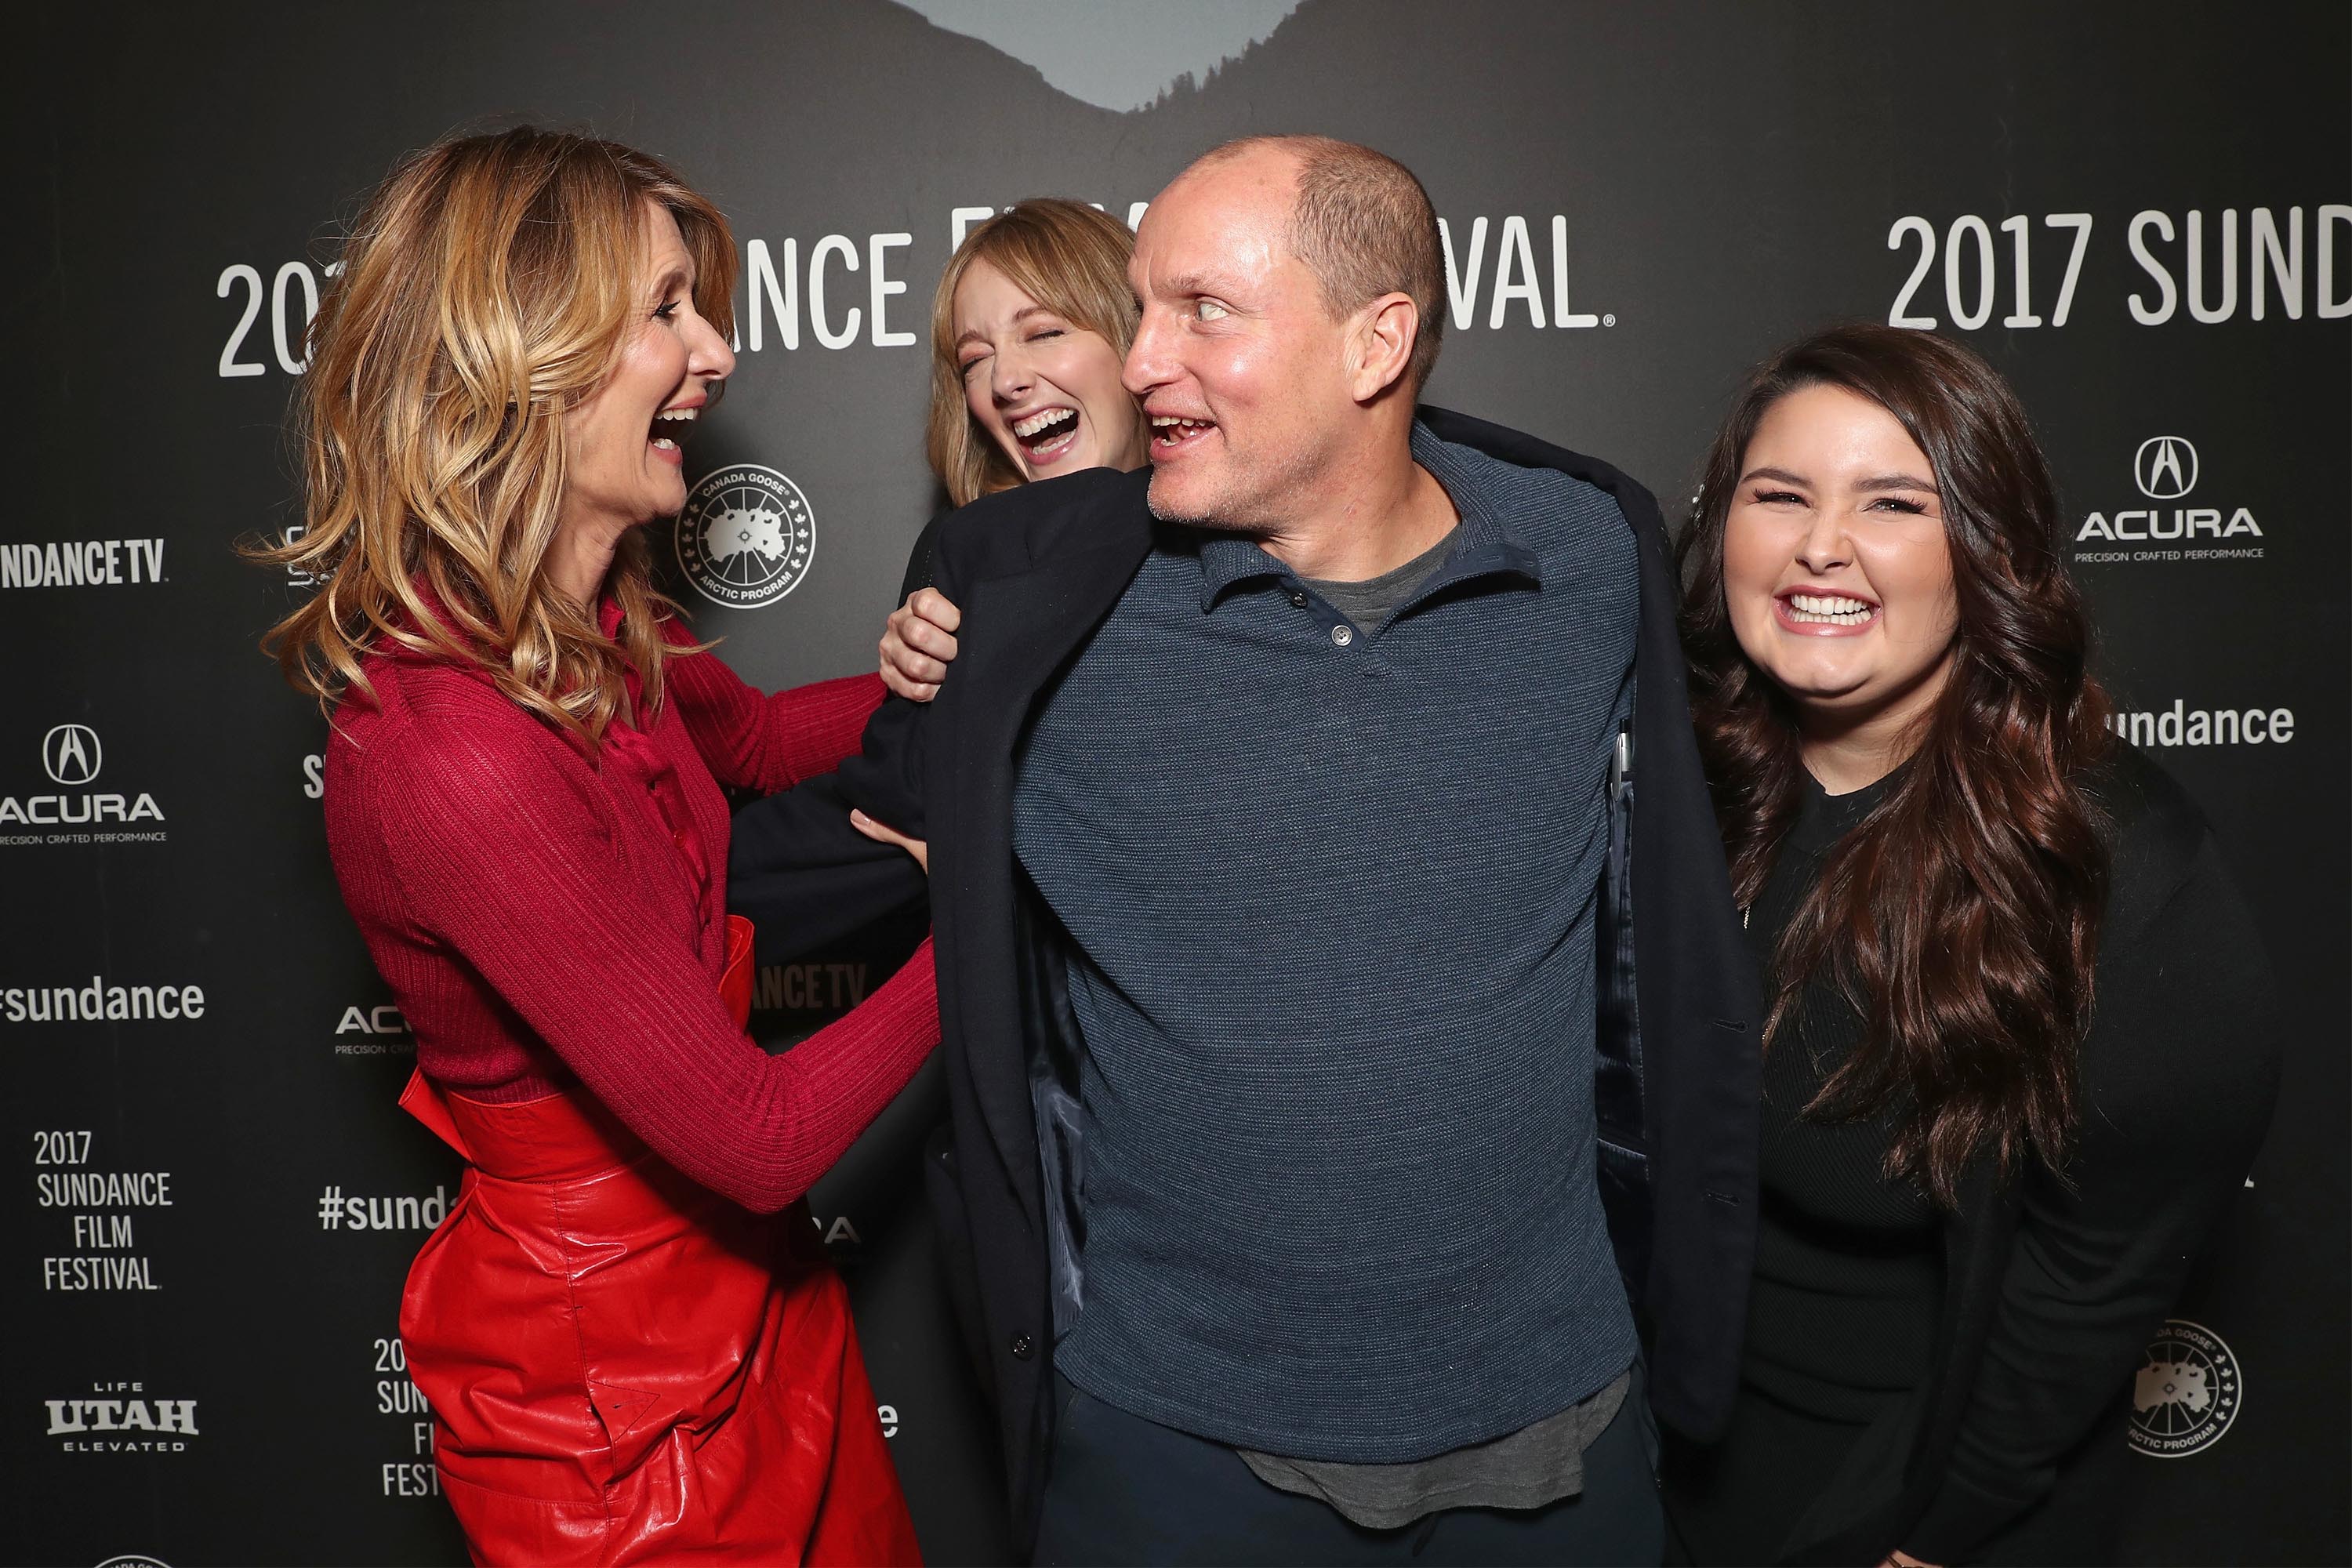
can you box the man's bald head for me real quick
[1181,135,1446,395]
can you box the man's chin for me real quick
[1145,469,1234,530]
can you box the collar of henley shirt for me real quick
[1190,467,1543,624]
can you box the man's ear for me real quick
[1348,292,1419,405]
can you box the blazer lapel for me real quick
[935,521,1152,1223]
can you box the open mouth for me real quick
[1776,590,1880,630]
[649,404,699,463]
[1011,406,1080,463]
[1150,412,1216,452]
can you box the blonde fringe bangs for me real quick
[924,198,1144,508]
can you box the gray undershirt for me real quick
[1240,1370,1632,1529]
[1300,522,1460,633]
[1233,516,1626,1529]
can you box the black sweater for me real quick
[1668,746,2279,1565]
[1745,767,1944,1421]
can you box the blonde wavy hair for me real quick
[249,127,738,745]
[927,199,1145,506]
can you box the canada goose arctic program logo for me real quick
[675,465,816,610]
[2129,1319,2241,1457]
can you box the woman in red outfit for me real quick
[252,128,934,1566]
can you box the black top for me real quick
[1665,747,2280,1566]
[1745,768,1943,1423]
[728,407,1765,1552]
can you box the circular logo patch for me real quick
[2132,434,2199,500]
[674,464,815,609]
[43,723,102,785]
[2129,1319,2241,1458]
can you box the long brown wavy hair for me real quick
[247,127,738,745]
[1678,323,2111,1206]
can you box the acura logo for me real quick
[42,724,101,786]
[2134,436,2199,500]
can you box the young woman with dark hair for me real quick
[1662,323,2278,1566]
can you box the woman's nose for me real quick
[991,349,1032,402]
[1795,511,1852,573]
[691,316,736,383]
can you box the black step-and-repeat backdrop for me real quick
[8,2,2347,1563]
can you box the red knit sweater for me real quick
[323,610,937,1213]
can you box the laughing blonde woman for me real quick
[252,128,932,1565]
[876,198,1148,699]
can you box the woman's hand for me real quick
[879,587,962,702]
[1883,1552,1940,1567]
[850,808,928,876]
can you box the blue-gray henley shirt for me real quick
[1011,423,1639,1461]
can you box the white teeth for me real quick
[1151,416,1212,443]
[652,437,678,452]
[1785,591,1875,625]
[655,407,697,422]
[1012,408,1076,438]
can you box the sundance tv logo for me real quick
[2075,436,2263,562]
[0,725,166,846]
[674,465,816,609]
[2132,1319,2241,1457]
[0,537,166,590]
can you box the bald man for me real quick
[731,136,1759,1566]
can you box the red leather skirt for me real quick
[394,921,920,1566]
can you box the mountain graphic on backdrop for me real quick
[894,0,1303,112]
